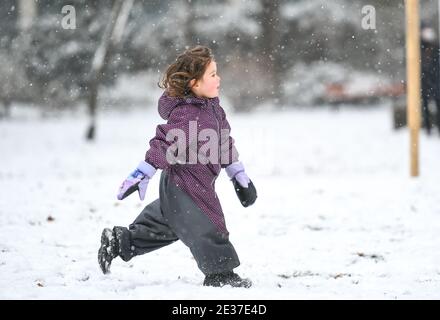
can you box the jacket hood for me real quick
[158,91,220,120]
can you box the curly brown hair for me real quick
[158,46,214,97]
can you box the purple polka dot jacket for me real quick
[144,91,239,233]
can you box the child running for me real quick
[98,45,257,288]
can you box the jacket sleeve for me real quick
[145,105,199,170]
[219,106,239,169]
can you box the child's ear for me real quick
[189,79,199,88]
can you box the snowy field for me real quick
[1,102,440,299]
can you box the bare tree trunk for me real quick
[18,0,37,31]
[184,1,195,46]
[260,0,283,106]
[86,0,134,141]
[0,99,11,119]
[4,99,11,118]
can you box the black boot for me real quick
[203,271,252,288]
[98,228,118,274]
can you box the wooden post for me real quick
[405,0,421,177]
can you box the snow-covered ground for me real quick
[1,102,440,299]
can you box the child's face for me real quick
[190,60,221,98]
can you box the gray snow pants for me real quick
[116,170,240,275]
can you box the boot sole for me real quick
[203,278,253,288]
[98,228,113,274]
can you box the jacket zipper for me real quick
[211,103,220,136]
[211,102,221,178]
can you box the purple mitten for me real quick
[117,161,157,200]
[225,161,250,188]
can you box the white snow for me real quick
[1,102,440,299]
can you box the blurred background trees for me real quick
[1,0,439,118]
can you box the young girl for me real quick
[98,46,257,288]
